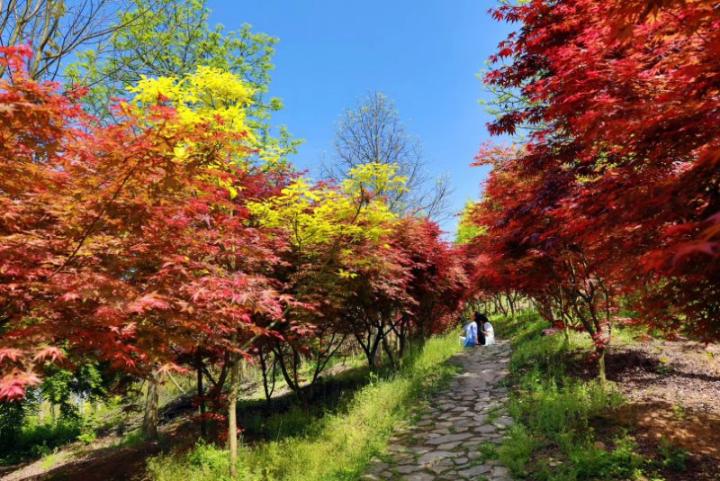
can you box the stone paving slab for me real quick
[362,341,513,481]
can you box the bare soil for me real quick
[602,336,720,481]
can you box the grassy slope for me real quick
[147,331,462,481]
[495,312,658,481]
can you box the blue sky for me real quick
[210,0,513,236]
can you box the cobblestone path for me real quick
[362,341,514,481]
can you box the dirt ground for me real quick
[0,415,196,481]
[604,336,720,481]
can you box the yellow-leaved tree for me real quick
[247,162,407,393]
[249,162,406,251]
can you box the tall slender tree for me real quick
[326,92,451,220]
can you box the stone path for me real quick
[363,341,513,481]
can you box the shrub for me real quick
[657,437,689,471]
[498,424,538,475]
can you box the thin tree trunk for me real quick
[196,353,207,439]
[259,348,277,403]
[228,352,240,480]
[381,334,397,370]
[274,345,303,398]
[506,291,516,319]
[353,331,375,370]
[597,318,611,384]
[397,320,407,360]
[143,368,160,440]
[558,293,571,345]
[369,327,383,369]
[208,352,230,400]
[598,347,607,383]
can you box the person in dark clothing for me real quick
[475,312,496,345]
[475,312,487,346]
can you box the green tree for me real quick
[67,0,297,160]
[455,201,485,245]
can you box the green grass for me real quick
[477,441,499,462]
[113,429,147,448]
[0,391,136,466]
[236,363,372,444]
[656,437,689,472]
[147,331,462,481]
[39,451,62,470]
[496,311,646,481]
[0,417,84,465]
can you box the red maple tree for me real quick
[468,0,720,359]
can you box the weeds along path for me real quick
[362,340,513,481]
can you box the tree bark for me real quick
[597,347,607,383]
[196,353,207,439]
[143,368,160,440]
[381,333,397,370]
[227,352,240,480]
[258,347,277,403]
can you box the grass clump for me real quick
[497,311,646,481]
[147,331,461,481]
[656,437,689,472]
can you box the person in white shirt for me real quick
[483,320,495,345]
[476,313,495,345]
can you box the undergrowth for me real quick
[496,311,646,481]
[0,417,82,464]
[0,391,134,466]
[147,331,462,481]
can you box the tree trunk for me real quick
[597,320,611,383]
[196,353,207,439]
[274,344,305,401]
[506,291,516,319]
[597,347,607,383]
[259,348,276,404]
[369,328,383,369]
[353,328,381,371]
[381,334,397,370]
[227,352,240,480]
[397,320,407,361]
[143,368,160,440]
[558,294,571,346]
[494,295,508,317]
[208,352,230,400]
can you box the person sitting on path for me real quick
[462,316,478,348]
[475,313,495,346]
